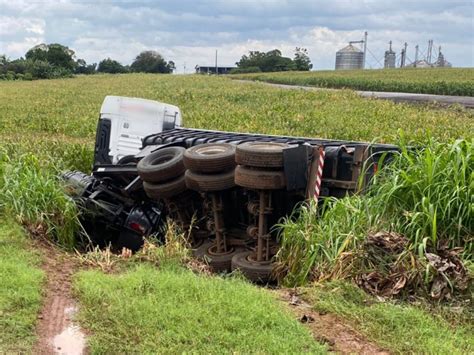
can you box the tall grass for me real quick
[372,137,473,257]
[276,138,473,286]
[0,151,80,249]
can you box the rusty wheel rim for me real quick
[207,244,235,256]
[247,252,273,265]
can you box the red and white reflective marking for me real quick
[313,146,326,203]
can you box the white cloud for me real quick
[0,17,45,36]
[0,0,472,69]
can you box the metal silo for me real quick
[384,41,396,68]
[335,44,364,70]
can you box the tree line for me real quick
[0,43,175,80]
[0,43,313,80]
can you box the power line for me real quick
[366,47,383,68]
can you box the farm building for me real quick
[195,65,236,74]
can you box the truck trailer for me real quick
[63,96,397,282]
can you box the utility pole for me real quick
[414,45,419,67]
[427,40,433,64]
[215,50,218,75]
[363,31,368,69]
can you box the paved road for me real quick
[234,80,474,109]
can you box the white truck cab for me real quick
[98,96,182,164]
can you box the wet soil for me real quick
[277,289,390,354]
[32,240,87,355]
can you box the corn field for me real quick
[231,67,474,96]
[0,74,472,295]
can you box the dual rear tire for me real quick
[184,143,236,192]
[137,146,187,200]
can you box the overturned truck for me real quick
[64,96,397,282]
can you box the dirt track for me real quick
[278,289,390,354]
[33,241,86,355]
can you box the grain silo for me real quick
[384,41,396,68]
[435,46,452,67]
[335,44,364,70]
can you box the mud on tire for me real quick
[234,165,286,190]
[137,146,185,183]
[185,169,235,192]
[143,174,187,199]
[235,142,291,168]
[184,143,236,173]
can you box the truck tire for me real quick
[116,230,144,252]
[137,147,185,183]
[231,251,275,283]
[234,165,286,190]
[201,244,243,273]
[184,143,236,173]
[143,174,186,199]
[235,142,290,168]
[185,169,235,192]
[117,155,138,165]
[192,240,213,258]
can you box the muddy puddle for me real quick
[51,306,86,355]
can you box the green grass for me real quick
[303,281,474,354]
[74,264,326,354]
[0,219,44,353]
[231,67,474,96]
[0,151,80,249]
[277,139,473,289]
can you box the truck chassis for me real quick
[64,98,397,282]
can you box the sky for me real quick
[1,0,473,72]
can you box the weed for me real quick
[0,152,80,249]
[276,138,473,296]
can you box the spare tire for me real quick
[185,169,235,192]
[235,165,286,190]
[235,142,291,168]
[143,174,187,199]
[137,146,185,183]
[184,143,236,173]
